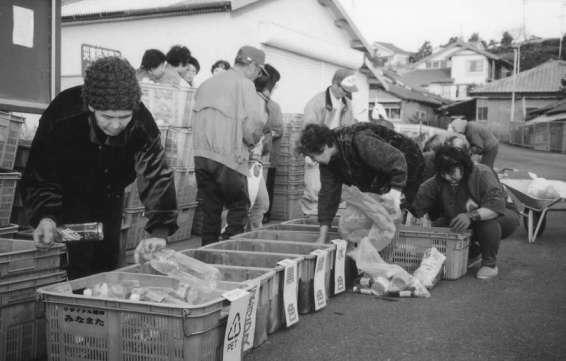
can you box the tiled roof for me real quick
[374,42,412,55]
[471,60,566,94]
[386,83,447,106]
[399,69,452,87]
[62,0,237,17]
[526,98,566,120]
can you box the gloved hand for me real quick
[383,189,402,211]
[449,213,472,233]
[135,237,167,264]
[33,218,59,250]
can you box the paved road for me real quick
[246,144,566,361]
[496,144,566,181]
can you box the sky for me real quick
[338,0,565,52]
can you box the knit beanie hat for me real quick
[82,56,141,111]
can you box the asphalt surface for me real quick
[246,144,566,361]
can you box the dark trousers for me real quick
[264,167,276,219]
[433,207,519,268]
[480,145,498,168]
[195,157,250,245]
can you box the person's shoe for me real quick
[476,266,498,280]
[467,254,482,269]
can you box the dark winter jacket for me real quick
[21,86,178,276]
[318,123,424,226]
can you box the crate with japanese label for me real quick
[140,83,196,128]
[119,263,275,348]
[37,272,250,361]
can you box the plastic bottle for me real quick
[57,222,104,242]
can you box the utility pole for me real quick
[560,1,566,59]
[510,48,518,123]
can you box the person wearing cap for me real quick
[297,122,424,243]
[449,118,499,168]
[155,45,192,88]
[301,68,359,215]
[192,45,266,245]
[21,57,178,279]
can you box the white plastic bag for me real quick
[247,161,263,205]
[527,177,560,199]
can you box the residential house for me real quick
[470,59,566,141]
[60,0,376,120]
[399,41,512,101]
[365,65,450,126]
[372,41,412,68]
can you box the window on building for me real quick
[416,110,426,121]
[384,104,401,119]
[477,106,488,120]
[468,60,484,73]
[425,61,432,69]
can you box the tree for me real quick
[412,41,433,62]
[501,31,514,48]
[468,33,480,42]
[444,36,459,47]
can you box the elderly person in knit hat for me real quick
[301,68,360,215]
[21,56,178,279]
[449,117,499,168]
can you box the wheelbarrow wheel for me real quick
[522,211,546,238]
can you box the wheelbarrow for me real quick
[500,178,566,243]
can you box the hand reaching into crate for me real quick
[134,237,166,264]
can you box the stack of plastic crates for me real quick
[37,271,250,361]
[122,84,198,252]
[271,114,305,220]
[0,239,67,360]
[0,112,24,233]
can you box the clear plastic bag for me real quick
[339,186,400,251]
[149,248,221,291]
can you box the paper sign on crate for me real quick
[242,280,260,352]
[222,288,251,361]
[331,239,347,294]
[311,249,328,311]
[277,259,299,327]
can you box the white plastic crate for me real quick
[0,112,24,170]
[160,127,194,169]
[140,83,195,128]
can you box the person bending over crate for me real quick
[296,122,425,244]
[21,57,178,279]
[411,145,519,280]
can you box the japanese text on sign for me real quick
[223,288,251,361]
[331,239,348,294]
[81,44,122,77]
[278,259,299,326]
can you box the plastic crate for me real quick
[37,272,247,361]
[0,112,24,170]
[0,224,19,238]
[169,202,198,243]
[119,263,275,347]
[123,168,197,209]
[160,127,194,169]
[204,239,335,311]
[0,239,66,279]
[379,225,470,280]
[0,270,67,307]
[183,248,316,318]
[121,203,199,250]
[270,191,304,221]
[0,297,46,361]
[140,83,196,128]
[0,270,66,361]
[0,172,20,227]
[175,168,197,205]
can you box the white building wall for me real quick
[414,47,461,70]
[451,52,489,84]
[61,0,368,116]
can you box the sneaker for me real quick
[467,254,482,269]
[476,266,498,280]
